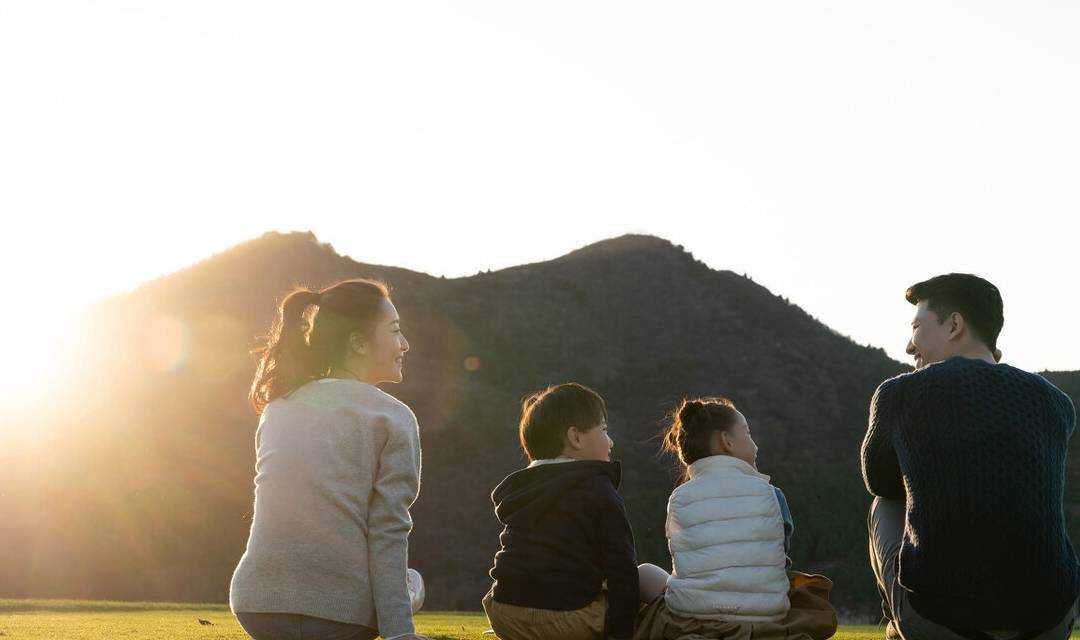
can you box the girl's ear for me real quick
[717,430,735,455]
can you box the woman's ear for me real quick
[349,332,369,356]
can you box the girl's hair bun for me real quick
[662,396,740,476]
[678,399,705,425]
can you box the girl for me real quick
[230,279,431,640]
[633,397,836,640]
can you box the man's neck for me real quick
[949,345,997,365]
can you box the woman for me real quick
[230,279,431,640]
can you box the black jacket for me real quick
[489,460,639,639]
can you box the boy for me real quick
[483,383,640,640]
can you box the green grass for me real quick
[0,601,1077,639]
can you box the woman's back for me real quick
[230,378,421,629]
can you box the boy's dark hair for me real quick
[519,383,607,461]
[662,397,740,476]
[905,273,1004,352]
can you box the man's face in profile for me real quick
[905,300,952,369]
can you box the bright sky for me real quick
[1,1,1078,398]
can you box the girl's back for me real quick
[665,454,789,621]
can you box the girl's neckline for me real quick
[687,454,769,481]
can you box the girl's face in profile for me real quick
[712,410,759,468]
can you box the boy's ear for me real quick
[565,425,582,451]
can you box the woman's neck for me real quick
[327,364,374,385]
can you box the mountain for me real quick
[1,231,1075,619]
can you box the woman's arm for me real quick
[368,405,422,639]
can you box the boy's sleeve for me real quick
[596,482,639,640]
[861,378,906,499]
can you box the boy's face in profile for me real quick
[566,421,613,462]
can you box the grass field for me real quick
[0,600,1077,639]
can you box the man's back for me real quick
[861,356,1080,630]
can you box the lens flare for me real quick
[142,314,190,372]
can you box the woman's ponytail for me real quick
[249,288,325,413]
[249,279,391,413]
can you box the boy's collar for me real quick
[520,458,622,487]
[527,456,580,468]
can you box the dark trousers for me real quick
[235,612,379,640]
[868,497,1078,640]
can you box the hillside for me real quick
[2,231,1074,618]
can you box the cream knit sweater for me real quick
[230,378,422,637]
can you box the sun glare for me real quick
[0,309,77,413]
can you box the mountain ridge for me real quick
[2,230,1075,618]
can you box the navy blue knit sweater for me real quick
[861,357,1079,631]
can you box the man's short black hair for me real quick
[906,273,1004,352]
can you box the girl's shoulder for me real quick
[670,469,775,505]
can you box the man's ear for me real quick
[994,348,1003,362]
[946,312,965,341]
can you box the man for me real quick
[861,273,1079,639]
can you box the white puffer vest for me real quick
[664,455,790,622]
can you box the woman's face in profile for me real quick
[363,298,410,384]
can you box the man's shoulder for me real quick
[1029,373,1078,423]
[944,359,1070,405]
[876,371,913,392]
[872,369,919,403]
[881,357,997,390]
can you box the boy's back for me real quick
[489,459,638,638]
